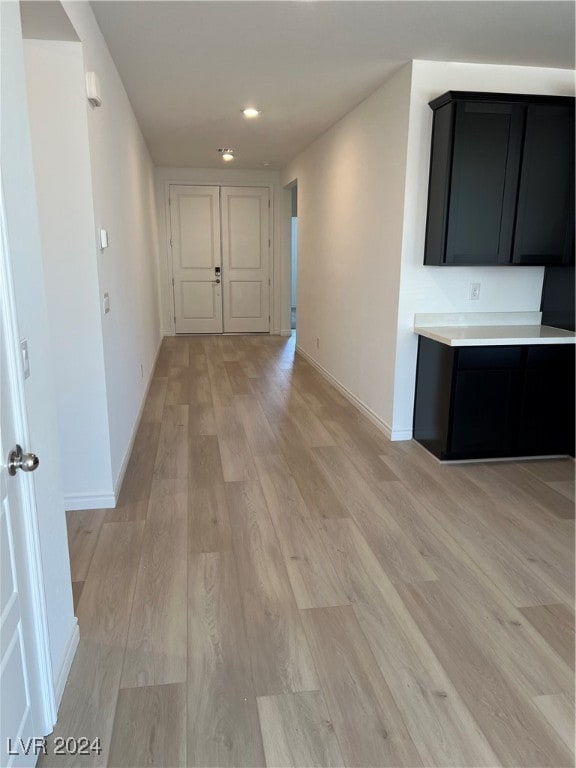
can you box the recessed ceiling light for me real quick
[242,107,261,119]
[219,148,234,162]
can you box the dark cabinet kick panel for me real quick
[413,337,575,461]
[424,92,575,267]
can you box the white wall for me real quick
[24,39,114,507]
[61,2,162,492]
[1,0,75,702]
[281,64,413,436]
[154,167,283,335]
[392,60,576,436]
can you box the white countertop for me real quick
[413,312,575,347]
[414,324,576,347]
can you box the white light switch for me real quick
[20,340,30,379]
[103,292,110,314]
[99,229,109,250]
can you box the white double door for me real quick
[170,185,270,334]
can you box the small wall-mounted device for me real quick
[86,72,102,107]
[99,229,109,250]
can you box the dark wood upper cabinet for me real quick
[424,92,575,267]
[512,104,575,265]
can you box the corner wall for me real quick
[392,60,576,436]
[281,64,413,436]
[24,39,114,507]
[61,2,162,492]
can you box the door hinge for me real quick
[268,239,271,248]
[172,277,174,287]
[268,199,271,209]
[170,238,172,247]
[169,197,171,207]
[174,315,176,324]
[268,278,270,286]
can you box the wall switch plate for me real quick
[103,292,110,314]
[469,282,481,301]
[20,340,30,379]
[99,229,109,250]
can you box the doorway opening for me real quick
[290,184,298,331]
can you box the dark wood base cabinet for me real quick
[413,337,575,460]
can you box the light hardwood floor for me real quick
[42,334,574,767]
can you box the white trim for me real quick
[280,329,292,337]
[113,335,163,499]
[295,345,411,442]
[389,427,413,441]
[0,185,56,734]
[53,619,79,708]
[64,493,115,511]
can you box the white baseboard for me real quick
[390,428,413,441]
[113,336,164,499]
[54,618,79,710]
[64,493,115,511]
[295,345,411,442]
[280,329,292,337]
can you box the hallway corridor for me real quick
[45,334,573,767]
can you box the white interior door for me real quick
[221,187,270,333]
[0,196,50,767]
[170,185,222,333]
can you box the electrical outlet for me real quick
[469,282,481,301]
[103,292,110,313]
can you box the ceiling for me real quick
[90,1,575,169]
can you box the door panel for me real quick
[221,187,270,333]
[229,282,262,318]
[170,185,222,333]
[1,311,37,768]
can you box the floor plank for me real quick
[121,478,188,688]
[187,551,265,767]
[276,423,348,519]
[227,480,320,696]
[305,517,501,766]
[519,602,575,670]
[313,445,437,585]
[214,403,258,482]
[153,404,189,479]
[66,508,106,582]
[533,692,575,754]
[301,605,422,768]
[105,422,160,523]
[108,683,186,767]
[397,579,573,767]
[257,691,344,768]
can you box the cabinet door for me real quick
[448,347,523,458]
[512,105,575,266]
[444,102,524,265]
[449,368,521,456]
[517,346,575,455]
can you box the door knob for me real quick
[7,445,39,476]
[213,278,221,284]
